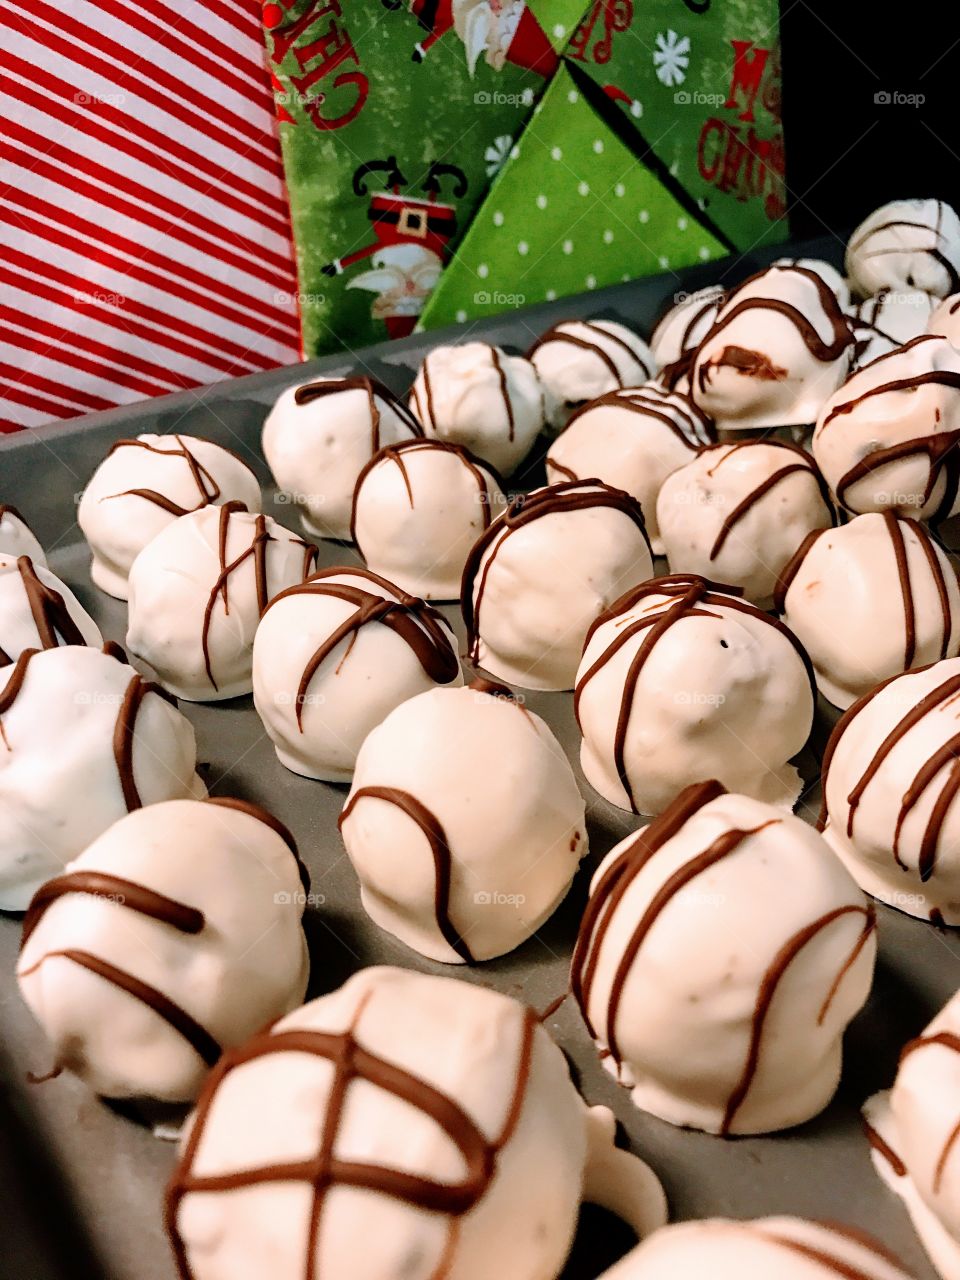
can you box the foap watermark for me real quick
[474,89,534,108]
[675,690,726,707]
[674,90,725,107]
[673,886,727,909]
[874,90,925,108]
[74,690,125,707]
[74,290,125,307]
[274,491,324,508]
[474,289,526,308]
[875,491,927,507]
[672,286,721,306]
[74,90,126,107]
[275,690,326,708]
[274,290,326,307]
[274,889,327,907]
[473,890,526,906]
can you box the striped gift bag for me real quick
[1,0,301,431]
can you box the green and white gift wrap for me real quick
[264,0,786,356]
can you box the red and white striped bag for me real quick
[1,0,301,431]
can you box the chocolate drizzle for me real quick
[349,438,503,543]
[113,672,175,811]
[102,435,252,517]
[461,480,651,668]
[755,1226,909,1280]
[574,575,815,813]
[561,383,716,447]
[489,347,516,442]
[22,871,205,948]
[164,997,537,1280]
[263,568,459,728]
[528,320,651,388]
[201,504,317,692]
[339,786,473,963]
[849,205,960,294]
[0,556,87,667]
[293,375,423,446]
[203,796,310,893]
[863,1117,907,1177]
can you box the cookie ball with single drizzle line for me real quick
[846,199,960,299]
[0,554,101,665]
[529,319,656,430]
[689,265,855,430]
[596,1217,914,1280]
[17,796,310,1102]
[575,575,815,816]
[461,480,655,692]
[0,644,205,911]
[572,780,877,1135]
[164,966,667,1280]
[0,505,46,566]
[126,502,317,702]
[863,988,960,1280]
[252,567,463,782]
[339,681,587,963]
[818,657,960,924]
[775,512,960,709]
[78,434,262,600]
[262,376,422,541]
[545,384,715,555]
[656,440,835,607]
[409,342,544,476]
[650,287,724,373]
[351,439,505,600]
[812,336,960,522]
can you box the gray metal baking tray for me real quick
[1,235,955,1280]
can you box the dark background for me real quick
[781,1,959,239]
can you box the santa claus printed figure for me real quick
[392,0,558,77]
[322,159,466,338]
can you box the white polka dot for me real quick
[669,161,679,176]
[567,89,579,104]
[593,139,604,154]
[521,88,534,106]
[546,289,557,301]
[477,263,489,279]
[699,246,712,260]
[677,217,688,230]
[621,273,631,282]
[456,310,467,323]
[552,22,566,36]
[562,240,574,255]
[639,210,650,223]
[578,181,590,196]
[536,194,548,209]
[614,183,626,198]
[517,241,529,256]
[603,229,614,244]
[493,210,504,226]
[658,255,670,268]
[585,275,597,289]
[551,146,563,161]
[630,100,643,118]
[510,145,521,160]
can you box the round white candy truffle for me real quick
[0,505,45,565]
[575,575,815,816]
[529,320,655,429]
[340,681,587,963]
[462,480,654,691]
[126,503,317,701]
[253,567,463,782]
[0,644,205,911]
[774,256,852,309]
[409,342,543,476]
[657,439,835,606]
[78,434,261,600]
[351,439,504,600]
[819,658,960,924]
[849,289,937,371]
[0,554,101,664]
[846,199,960,299]
[165,966,666,1280]
[928,292,960,348]
[690,265,855,430]
[864,989,960,1280]
[813,336,960,521]
[263,376,422,541]
[650,287,724,371]
[545,383,715,555]
[775,512,960,708]
[572,780,877,1135]
[598,1218,912,1280]
[17,796,309,1101]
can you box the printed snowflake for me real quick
[653,30,690,87]
[485,135,513,178]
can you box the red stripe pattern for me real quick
[1,0,300,431]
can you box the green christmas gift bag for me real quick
[264,0,786,356]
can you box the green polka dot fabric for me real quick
[418,65,729,329]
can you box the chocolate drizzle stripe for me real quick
[293,376,423,443]
[461,481,651,667]
[0,647,38,716]
[918,759,960,882]
[894,731,960,872]
[114,676,152,811]
[22,872,204,948]
[890,512,916,668]
[165,1006,537,1280]
[489,347,516,442]
[935,1114,960,1192]
[721,904,875,1135]
[819,359,960,435]
[339,786,473,963]
[900,1030,960,1067]
[0,557,87,666]
[833,430,960,524]
[18,949,220,1066]
[102,435,237,516]
[563,387,716,446]
[201,506,276,692]
[546,458,579,483]
[709,462,832,560]
[863,1118,907,1177]
[570,780,726,1043]
[905,517,954,658]
[772,527,829,611]
[756,1231,901,1280]
[528,322,632,384]
[203,796,310,892]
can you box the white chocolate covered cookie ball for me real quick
[0,505,45,566]
[530,320,655,429]
[0,555,101,665]
[847,199,960,299]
